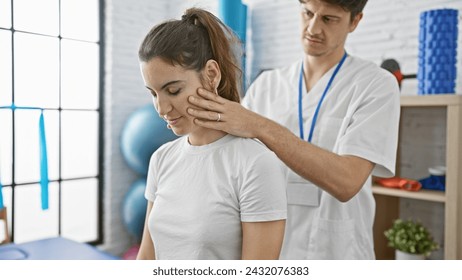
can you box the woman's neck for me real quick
[188,128,227,146]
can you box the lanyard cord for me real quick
[298,52,348,142]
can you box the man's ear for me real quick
[349,12,363,33]
[203,59,221,93]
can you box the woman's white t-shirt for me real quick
[145,134,287,260]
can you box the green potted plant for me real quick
[384,219,439,260]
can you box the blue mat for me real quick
[0,237,119,260]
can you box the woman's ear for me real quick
[203,59,221,93]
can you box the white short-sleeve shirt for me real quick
[243,55,400,259]
[145,134,287,260]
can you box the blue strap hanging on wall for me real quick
[0,104,49,210]
[218,0,247,90]
[39,110,49,210]
[218,0,247,43]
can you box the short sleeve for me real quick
[144,153,158,202]
[338,72,400,178]
[239,151,287,222]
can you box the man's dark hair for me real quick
[299,0,368,21]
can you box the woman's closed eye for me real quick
[167,88,181,95]
[146,88,181,98]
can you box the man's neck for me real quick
[302,50,346,91]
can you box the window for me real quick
[0,0,103,244]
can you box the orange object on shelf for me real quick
[375,177,422,191]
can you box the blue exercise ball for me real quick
[122,178,148,241]
[121,104,177,175]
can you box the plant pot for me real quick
[395,250,426,260]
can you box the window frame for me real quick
[0,0,105,246]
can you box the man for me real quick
[186,0,400,259]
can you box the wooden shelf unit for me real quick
[372,94,462,260]
[372,185,446,203]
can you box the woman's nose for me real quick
[155,96,173,118]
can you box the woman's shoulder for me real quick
[228,135,271,152]
[227,136,282,167]
[151,136,184,160]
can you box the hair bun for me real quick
[181,11,199,25]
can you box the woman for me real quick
[136,8,287,260]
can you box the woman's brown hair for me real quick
[138,8,242,102]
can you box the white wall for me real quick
[102,0,461,258]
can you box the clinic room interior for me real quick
[1,0,462,261]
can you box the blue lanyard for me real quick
[298,52,348,142]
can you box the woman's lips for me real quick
[165,116,182,126]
